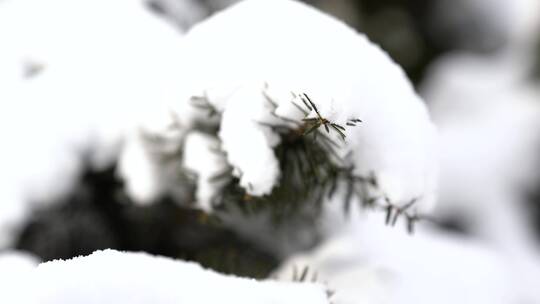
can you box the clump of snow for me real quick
[154,0,438,212]
[216,84,283,196]
[118,132,165,204]
[6,250,328,304]
[0,0,187,246]
[183,131,229,211]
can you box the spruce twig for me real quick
[346,172,435,234]
[198,88,432,233]
[298,93,361,142]
[211,91,362,222]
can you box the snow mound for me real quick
[275,212,540,304]
[0,250,40,302]
[157,0,438,212]
[10,250,328,304]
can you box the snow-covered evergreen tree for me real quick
[1,0,540,303]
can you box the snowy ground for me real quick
[0,250,329,304]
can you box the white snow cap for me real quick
[171,0,438,211]
[10,250,328,304]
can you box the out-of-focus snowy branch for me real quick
[0,0,187,247]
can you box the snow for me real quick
[0,0,438,229]
[0,0,187,246]
[183,131,229,211]
[118,132,165,204]
[414,2,540,301]
[217,84,283,196]
[421,58,540,276]
[419,0,540,258]
[419,0,540,291]
[421,53,540,254]
[275,211,540,304]
[160,0,438,212]
[0,0,538,302]
[0,250,40,302]
[2,249,329,304]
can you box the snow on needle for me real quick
[299,93,361,141]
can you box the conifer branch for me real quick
[344,171,434,234]
[188,89,432,232]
